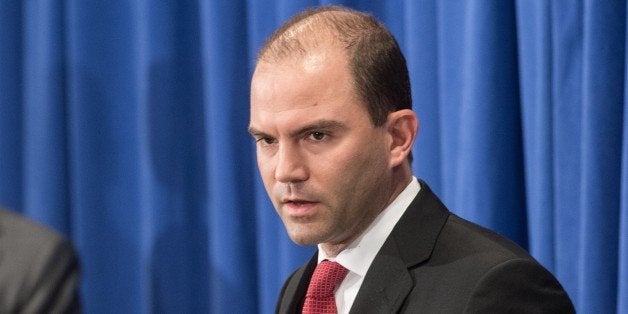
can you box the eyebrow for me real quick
[247,126,266,137]
[248,119,347,138]
[290,120,347,137]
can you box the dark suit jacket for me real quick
[0,209,80,313]
[276,181,574,313]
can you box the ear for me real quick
[386,109,419,168]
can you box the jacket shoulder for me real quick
[400,214,574,312]
[463,258,575,313]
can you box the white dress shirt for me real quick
[317,177,421,314]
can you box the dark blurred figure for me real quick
[0,208,80,313]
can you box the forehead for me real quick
[250,46,365,117]
[253,47,349,94]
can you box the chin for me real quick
[286,228,324,247]
[288,234,319,247]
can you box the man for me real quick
[0,208,80,313]
[249,6,574,313]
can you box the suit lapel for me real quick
[349,180,450,313]
[348,245,414,313]
[277,253,318,314]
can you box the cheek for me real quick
[316,142,379,187]
[257,154,276,187]
[333,138,389,189]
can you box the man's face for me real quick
[249,47,395,248]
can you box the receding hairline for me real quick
[257,6,380,63]
[255,5,412,129]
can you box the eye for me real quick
[309,132,327,141]
[256,137,276,145]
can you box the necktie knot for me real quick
[302,260,348,313]
[307,260,348,298]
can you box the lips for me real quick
[282,199,319,216]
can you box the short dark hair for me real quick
[257,6,412,126]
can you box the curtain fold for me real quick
[0,2,23,210]
[0,1,626,313]
[578,2,625,312]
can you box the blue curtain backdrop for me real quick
[1,1,626,313]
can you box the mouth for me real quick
[281,199,319,216]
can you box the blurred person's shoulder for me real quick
[0,208,74,258]
[0,208,80,314]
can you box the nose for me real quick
[274,143,308,183]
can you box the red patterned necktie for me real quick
[302,260,349,314]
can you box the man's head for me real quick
[249,6,418,256]
[257,6,412,126]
